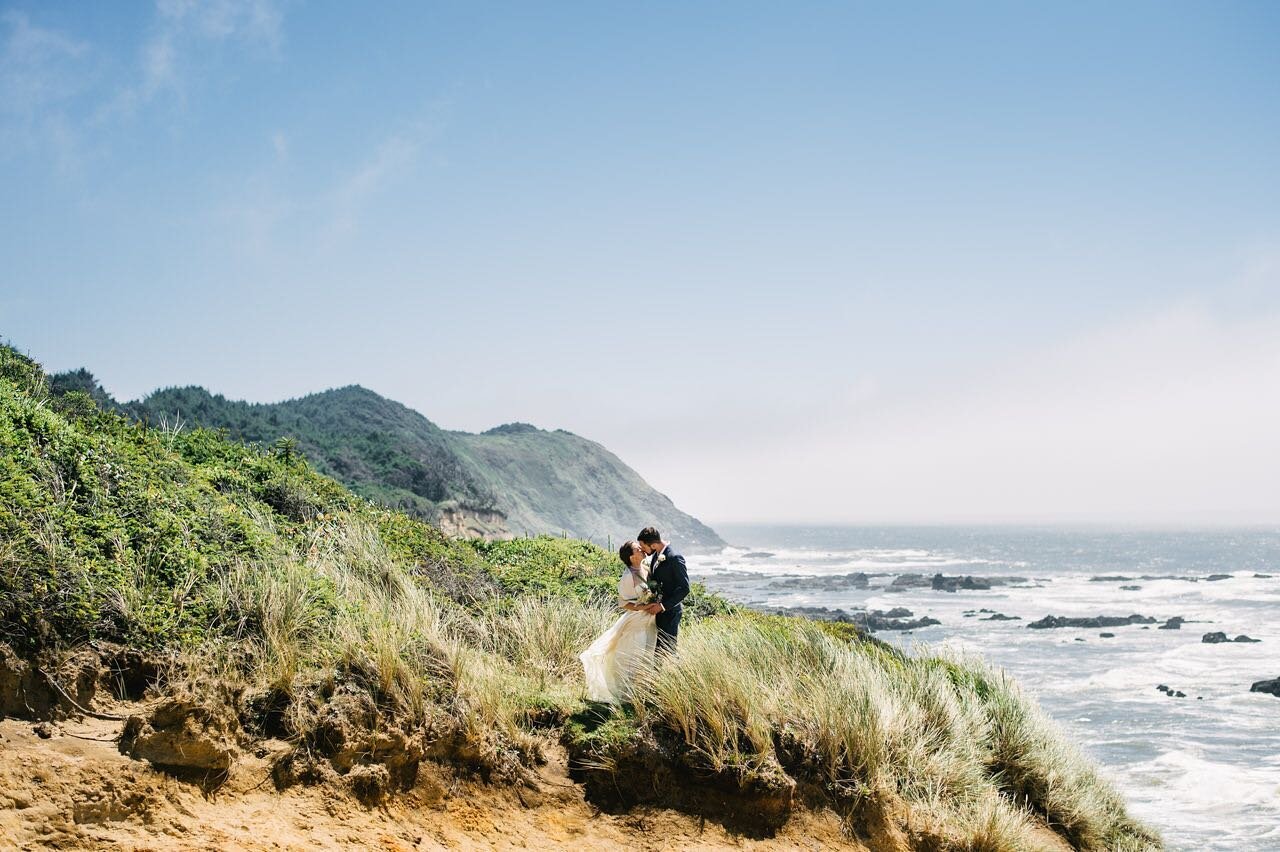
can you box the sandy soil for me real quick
[0,714,868,851]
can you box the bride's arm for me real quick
[618,571,641,610]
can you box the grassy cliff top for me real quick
[2,344,1159,850]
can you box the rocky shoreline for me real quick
[763,604,941,632]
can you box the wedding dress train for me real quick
[579,568,658,703]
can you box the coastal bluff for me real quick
[50,369,723,549]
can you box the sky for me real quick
[2,1,1278,526]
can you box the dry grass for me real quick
[157,510,1159,850]
[627,616,1161,851]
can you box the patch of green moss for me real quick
[563,701,643,756]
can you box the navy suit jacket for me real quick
[650,545,690,614]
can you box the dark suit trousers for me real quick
[655,605,682,654]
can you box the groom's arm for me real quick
[660,554,690,611]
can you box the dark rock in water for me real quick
[1202,632,1229,644]
[962,612,977,617]
[1158,617,1185,630]
[1156,684,1170,692]
[1250,677,1280,697]
[1141,626,1150,629]
[862,612,942,632]
[1120,585,1142,590]
[743,551,775,559]
[1027,614,1157,630]
[1254,573,1273,579]
[764,605,940,633]
[766,572,869,591]
[1099,632,1115,638]
[1173,690,1186,698]
[888,573,931,590]
[875,607,914,619]
[892,572,1027,592]
[1206,574,1231,581]
[932,573,992,592]
[981,613,1021,621]
[1234,635,1261,643]
[1090,575,1135,582]
[765,605,849,621]
[1074,637,1086,642]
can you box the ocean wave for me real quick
[1123,749,1279,806]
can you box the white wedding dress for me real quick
[579,567,658,703]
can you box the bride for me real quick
[579,540,658,703]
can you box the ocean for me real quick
[690,524,1280,852]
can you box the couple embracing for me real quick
[579,526,690,704]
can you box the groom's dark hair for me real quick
[618,540,637,567]
[637,527,662,544]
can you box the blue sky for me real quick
[3,1,1278,525]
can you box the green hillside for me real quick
[56,372,722,548]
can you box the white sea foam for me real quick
[1120,749,1280,851]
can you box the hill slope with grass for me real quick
[49,370,723,548]
[4,345,1160,850]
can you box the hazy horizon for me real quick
[4,2,1277,527]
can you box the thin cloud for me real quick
[213,119,437,265]
[4,2,290,171]
[322,119,447,239]
[108,0,286,115]
[0,11,92,172]
[0,10,89,112]
[271,130,288,160]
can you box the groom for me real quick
[637,526,689,654]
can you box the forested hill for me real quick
[48,369,724,548]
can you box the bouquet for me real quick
[635,576,663,606]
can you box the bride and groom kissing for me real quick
[579,526,690,704]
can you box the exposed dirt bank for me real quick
[0,715,865,851]
[0,644,1075,851]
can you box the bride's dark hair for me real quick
[618,540,637,567]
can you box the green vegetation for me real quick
[128,383,501,527]
[52,370,723,547]
[2,345,1160,849]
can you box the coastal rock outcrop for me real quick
[1027,614,1157,630]
[1250,677,1280,698]
[766,605,941,632]
[887,572,1028,592]
[932,573,990,591]
[765,572,870,591]
[1202,632,1261,644]
[888,574,932,590]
